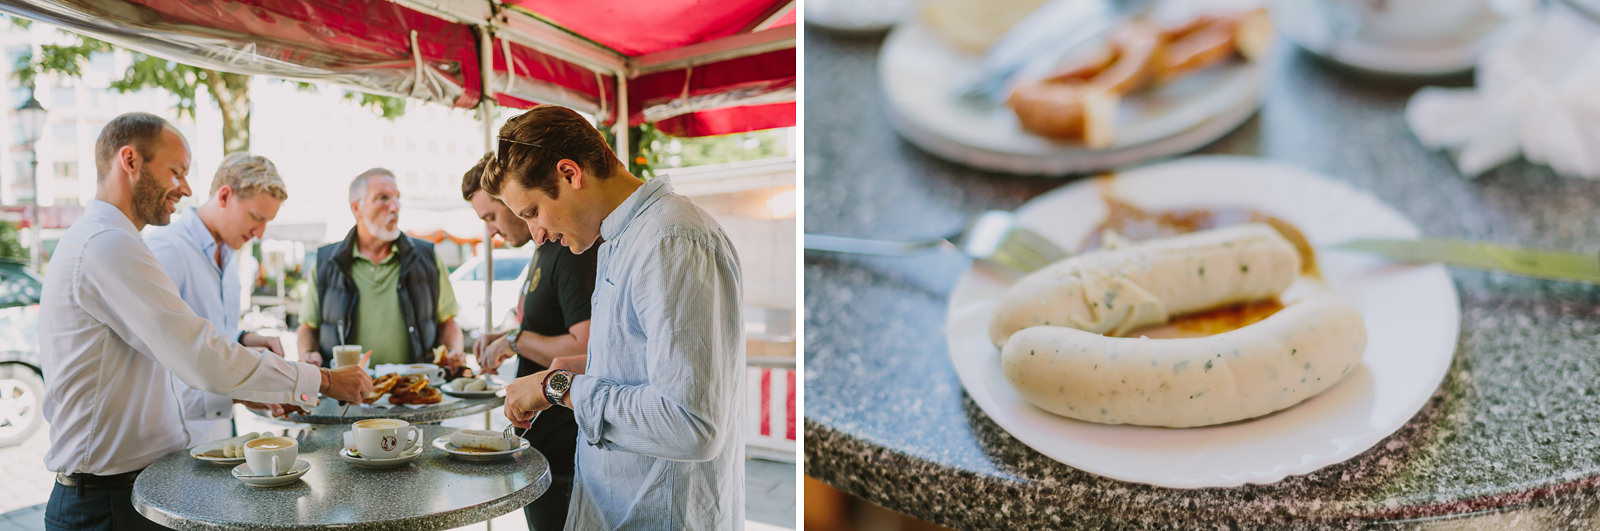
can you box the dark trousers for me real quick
[44,482,166,531]
[523,474,573,531]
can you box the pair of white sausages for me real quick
[988,223,1367,428]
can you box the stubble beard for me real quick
[132,164,174,226]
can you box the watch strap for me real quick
[506,328,523,357]
[542,369,572,408]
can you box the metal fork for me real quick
[804,211,1069,273]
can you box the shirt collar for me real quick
[600,176,673,242]
[352,242,399,265]
[86,199,138,236]
[178,206,230,266]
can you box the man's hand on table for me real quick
[321,364,372,403]
[505,369,558,428]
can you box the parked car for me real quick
[449,249,534,336]
[0,259,44,447]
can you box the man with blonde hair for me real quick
[146,151,294,443]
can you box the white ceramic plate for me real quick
[231,459,310,488]
[188,434,263,466]
[339,444,424,469]
[431,435,529,462]
[1271,0,1527,76]
[439,379,505,399]
[880,18,1265,175]
[945,156,1460,488]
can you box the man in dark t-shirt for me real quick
[462,153,596,530]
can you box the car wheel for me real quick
[0,364,45,448]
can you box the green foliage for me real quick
[0,221,27,261]
[651,128,788,169]
[344,91,407,119]
[10,23,408,122]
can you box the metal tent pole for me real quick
[615,76,629,166]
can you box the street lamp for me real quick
[16,89,45,272]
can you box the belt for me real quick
[55,469,143,490]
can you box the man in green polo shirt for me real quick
[296,168,463,367]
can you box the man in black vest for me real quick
[463,153,596,530]
[296,168,463,367]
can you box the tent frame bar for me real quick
[388,0,794,79]
[630,24,795,76]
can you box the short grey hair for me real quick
[349,167,395,203]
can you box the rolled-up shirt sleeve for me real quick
[77,231,321,407]
[571,234,741,462]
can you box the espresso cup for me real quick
[244,436,298,476]
[351,418,421,459]
[332,345,364,369]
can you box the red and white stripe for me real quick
[746,367,797,450]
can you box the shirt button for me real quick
[300,393,309,401]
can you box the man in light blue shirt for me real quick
[490,106,747,529]
[146,152,290,444]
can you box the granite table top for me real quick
[132,425,549,530]
[802,24,1600,530]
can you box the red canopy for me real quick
[0,0,795,136]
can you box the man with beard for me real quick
[39,113,372,530]
[147,152,294,444]
[462,152,596,530]
[489,106,746,529]
[297,168,463,368]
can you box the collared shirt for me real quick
[146,207,243,443]
[301,242,458,366]
[40,200,321,476]
[567,177,747,530]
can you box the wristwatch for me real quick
[542,370,574,408]
[505,328,523,358]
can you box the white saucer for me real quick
[431,435,529,462]
[339,444,424,469]
[439,380,505,399]
[879,17,1265,175]
[231,459,310,487]
[188,434,263,466]
[1272,0,1530,76]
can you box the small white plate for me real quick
[339,444,424,469]
[188,435,262,466]
[231,459,310,487]
[439,380,504,399]
[431,435,529,462]
[880,17,1265,175]
[1272,0,1529,76]
[946,156,1460,488]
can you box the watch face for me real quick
[550,372,571,393]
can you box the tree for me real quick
[0,220,25,261]
[9,18,409,154]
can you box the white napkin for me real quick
[1406,4,1600,178]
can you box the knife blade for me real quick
[1330,239,1600,284]
[954,0,1151,106]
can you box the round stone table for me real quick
[260,393,505,425]
[132,425,550,530]
[803,23,1600,529]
